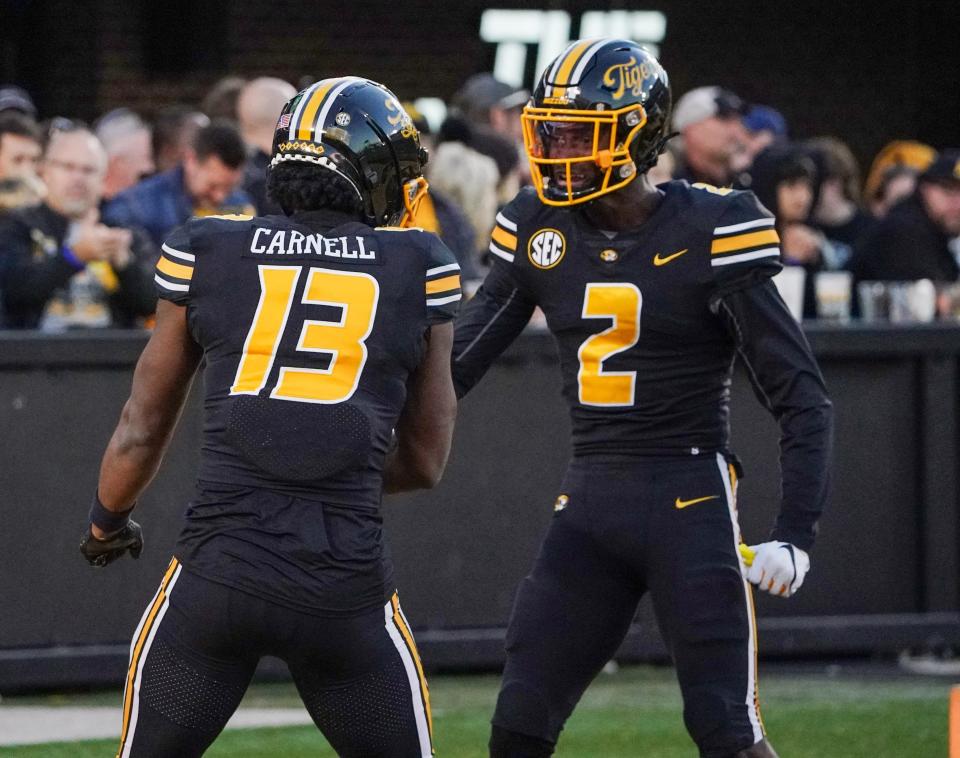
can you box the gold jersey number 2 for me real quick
[577,283,642,407]
[230,265,379,403]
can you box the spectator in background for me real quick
[104,121,254,247]
[851,150,960,283]
[671,86,747,187]
[0,85,37,119]
[152,105,210,173]
[0,113,43,211]
[0,127,155,329]
[750,144,838,317]
[869,164,921,219]
[863,140,936,219]
[734,104,788,185]
[806,136,874,266]
[427,140,499,280]
[465,125,521,206]
[452,73,528,145]
[405,107,477,280]
[201,75,247,122]
[237,76,296,214]
[0,113,41,181]
[94,109,154,202]
[451,73,528,181]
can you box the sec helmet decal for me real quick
[528,228,566,269]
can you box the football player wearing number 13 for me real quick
[452,39,832,758]
[79,78,460,757]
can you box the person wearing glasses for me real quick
[0,125,155,328]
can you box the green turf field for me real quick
[0,665,949,756]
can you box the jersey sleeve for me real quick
[154,223,196,305]
[451,195,537,398]
[423,232,462,324]
[709,190,782,303]
[716,280,832,550]
[488,208,520,266]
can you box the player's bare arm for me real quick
[81,299,201,565]
[385,321,457,493]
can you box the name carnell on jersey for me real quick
[455,181,784,458]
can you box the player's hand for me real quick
[80,520,143,567]
[741,541,809,597]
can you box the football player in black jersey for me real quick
[80,77,460,757]
[452,39,832,758]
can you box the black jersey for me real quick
[454,182,832,549]
[155,209,460,612]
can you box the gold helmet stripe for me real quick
[553,39,593,87]
[569,38,611,83]
[312,77,364,138]
[546,40,583,85]
[295,80,337,140]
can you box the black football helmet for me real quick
[270,76,429,226]
[522,38,671,206]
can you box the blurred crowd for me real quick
[0,74,958,330]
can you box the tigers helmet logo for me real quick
[602,55,649,100]
[528,228,566,269]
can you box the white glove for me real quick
[742,541,810,597]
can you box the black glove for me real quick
[80,520,144,567]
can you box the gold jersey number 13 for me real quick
[577,283,642,407]
[230,265,379,403]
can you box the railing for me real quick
[1,324,958,690]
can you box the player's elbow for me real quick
[115,398,170,452]
[407,442,451,489]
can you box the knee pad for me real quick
[489,724,556,758]
[492,682,558,743]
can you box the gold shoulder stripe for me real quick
[491,226,518,251]
[425,274,460,295]
[157,256,194,280]
[711,229,780,255]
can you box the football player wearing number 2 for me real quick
[452,40,832,758]
[80,78,459,757]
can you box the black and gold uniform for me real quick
[453,39,832,758]
[158,211,458,612]
[115,79,455,758]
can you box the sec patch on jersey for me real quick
[528,228,566,269]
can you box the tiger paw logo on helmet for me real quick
[521,38,671,207]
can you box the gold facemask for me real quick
[521,103,647,206]
[399,176,429,227]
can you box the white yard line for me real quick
[0,705,313,746]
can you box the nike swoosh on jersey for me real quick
[674,495,719,509]
[653,248,689,266]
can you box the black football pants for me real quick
[115,561,432,757]
[491,453,765,758]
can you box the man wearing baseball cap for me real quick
[851,149,960,283]
[671,85,748,187]
[452,73,529,141]
[0,85,37,119]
